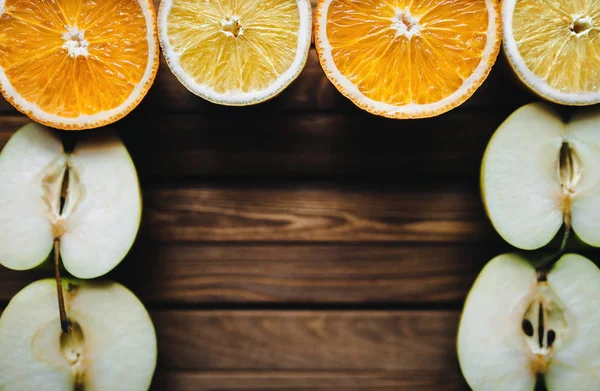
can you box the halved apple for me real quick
[0,123,141,278]
[457,253,600,390]
[481,102,600,250]
[0,279,157,390]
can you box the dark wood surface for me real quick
[0,4,577,390]
[0,244,498,305]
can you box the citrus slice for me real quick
[158,0,312,106]
[0,0,159,130]
[315,0,502,119]
[503,0,600,106]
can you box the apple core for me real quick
[559,142,581,199]
[521,282,568,375]
[41,153,84,239]
[60,322,86,388]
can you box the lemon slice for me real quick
[503,0,600,105]
[158,0,312,106]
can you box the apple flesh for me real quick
[0,279,157,390]
[0,123,141,278]
[481,103,600,250]
[457,253,600,390]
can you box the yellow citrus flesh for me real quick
[0,0,156,128]
[166,0,300,96]
[322,0,495,110]
[512,0,600,95]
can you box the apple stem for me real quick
[537,218,571,280]
[61,132,76,154]
[54,239,72,334]
[558,213,571,255]
[534,377,547,391]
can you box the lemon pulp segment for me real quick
[512,0,600,94]
[166,0,300,94]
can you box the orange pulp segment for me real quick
[316,0,501,118]
[0,0,158,129]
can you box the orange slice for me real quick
[315,0,502,119]
[0,0,159,130]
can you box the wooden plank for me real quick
[153,370,469,390]
[152,311,461,371]
[0,52,533,114]
[0,183,493,245]
[126,244,492,304]
[3,244,594,306]
[0,110,507,179]
[140,183,494,243]
[0,244,498,304]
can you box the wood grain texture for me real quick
[153,371,469,390]
[0,244,499,304]
[141,183,495,243]
[152,311,461,371]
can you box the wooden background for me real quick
[0,1,567,389]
